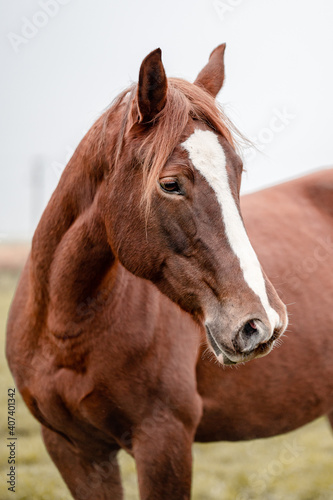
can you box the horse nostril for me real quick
[243,320,258,338]
[234,319,264,354]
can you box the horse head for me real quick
[102,45,288,365]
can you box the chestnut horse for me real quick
[7,44,311,499]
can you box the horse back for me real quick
[305,167,333,218]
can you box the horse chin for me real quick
[218,352,237,366]
[216,338,276,366]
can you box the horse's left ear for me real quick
[194,44,226,98]
[137,48,168,123]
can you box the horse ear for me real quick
[137,48,168,123]
[194,44,226,98]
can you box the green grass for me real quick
[1,271,333,499]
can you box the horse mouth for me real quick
[205,325,281,366]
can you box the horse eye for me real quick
[159,178,181,194]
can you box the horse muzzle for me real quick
[205,313,287,365]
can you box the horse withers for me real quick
[6,46,287,499]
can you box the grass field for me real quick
[1,270,333,499]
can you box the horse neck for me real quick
[29,116,117,328]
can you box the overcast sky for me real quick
[1,0,333,239]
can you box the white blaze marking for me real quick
[182,129,279,330]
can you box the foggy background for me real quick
[1,0,333,240]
